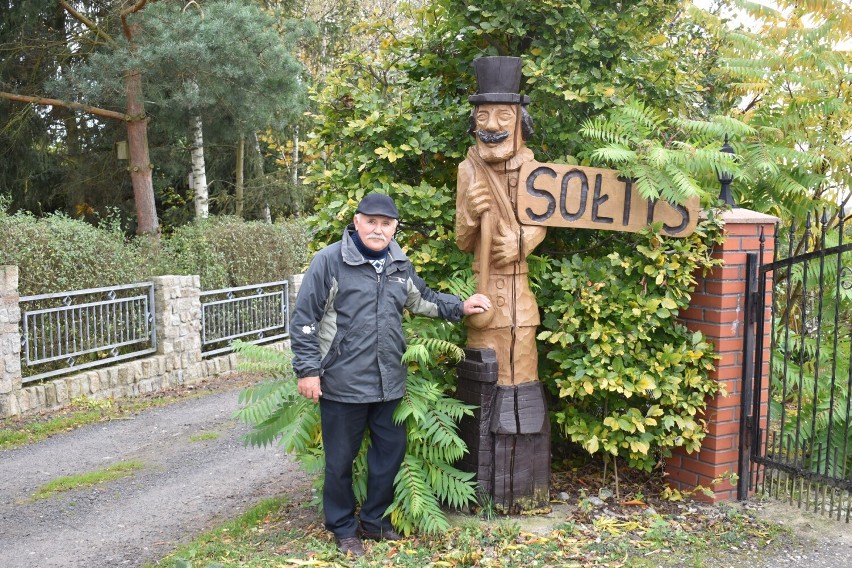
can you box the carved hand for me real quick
[491,218,521,267]
[467,180,492,219]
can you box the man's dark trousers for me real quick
[320,397,406,538]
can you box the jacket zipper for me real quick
[376,267,385,401]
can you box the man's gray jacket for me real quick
[291,227,465,403]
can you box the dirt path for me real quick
[0,381,308,568]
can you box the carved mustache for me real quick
[476,130,510,144]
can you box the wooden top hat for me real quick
[469,56,530,105]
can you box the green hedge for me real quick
[0,205,310,295]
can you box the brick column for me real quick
[668,208,779,501]
[153,275,202,386]
[0,266,22,418]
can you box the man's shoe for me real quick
[359,527,403,542]
[335,536,365,557]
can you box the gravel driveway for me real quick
[2,378,851,568]
[0,383,307,568]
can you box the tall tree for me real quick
[122,0,306,220]
[0,0,160,235]
[717,0,852,219]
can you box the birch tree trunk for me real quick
[291,126,299,214]
[235,135,245,218]
[190,114,209,219]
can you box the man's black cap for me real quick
[356,193,399,219]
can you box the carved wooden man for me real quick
[456,56,546,386]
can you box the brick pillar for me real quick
[153,275,202,385]
[669,208,779,501]
[0,266,22,418]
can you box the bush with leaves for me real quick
[538,216,725,471]
[0,206,146,295]
[0,198,310,295]
[234,314,477,536]
[154,216,311,290]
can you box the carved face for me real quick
[474,104,518,162]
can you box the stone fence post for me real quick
[153,275,203,386]
[0,266,22,418]
[669,208,779,501]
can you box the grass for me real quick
[0,409,106,448]
[151,491,792,568]
[32,460,145,500]
[190,431,221,442]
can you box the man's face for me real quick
[474,104,518,162]
[353,213,398,252]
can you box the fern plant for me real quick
[232,318,477,536]
[579,97,753,206]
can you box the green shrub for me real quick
[0,198,311,295]
[158,217,310,290]
[202,216,310,287]
[538,216,726,471]
[0,208,145,296]
[155,222,230,290]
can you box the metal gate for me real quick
[738,212,852,521]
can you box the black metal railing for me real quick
[746,210,852,521]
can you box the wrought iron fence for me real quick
[745,212,852,521]
[20,283,157,383]
[200,280,289,356]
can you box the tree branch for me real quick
[0,91,131,122]
[59,0,117,48]
[121,0,150,42]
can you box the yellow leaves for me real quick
[585,434,600,454]
[374,146,399,163]
[594,516,643,534]
[635,375,656,391]
[629,439,650,454]
[648,34,667,46]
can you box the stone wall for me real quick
[0,271,299,419]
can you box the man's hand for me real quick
[463,293,492,316]
[298,376,322,403]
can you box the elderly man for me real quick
[290,192,491,557]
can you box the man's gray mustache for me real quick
[476,130,510,144]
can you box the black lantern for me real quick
[717,134,736,207]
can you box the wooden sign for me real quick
[517,162,700,237]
